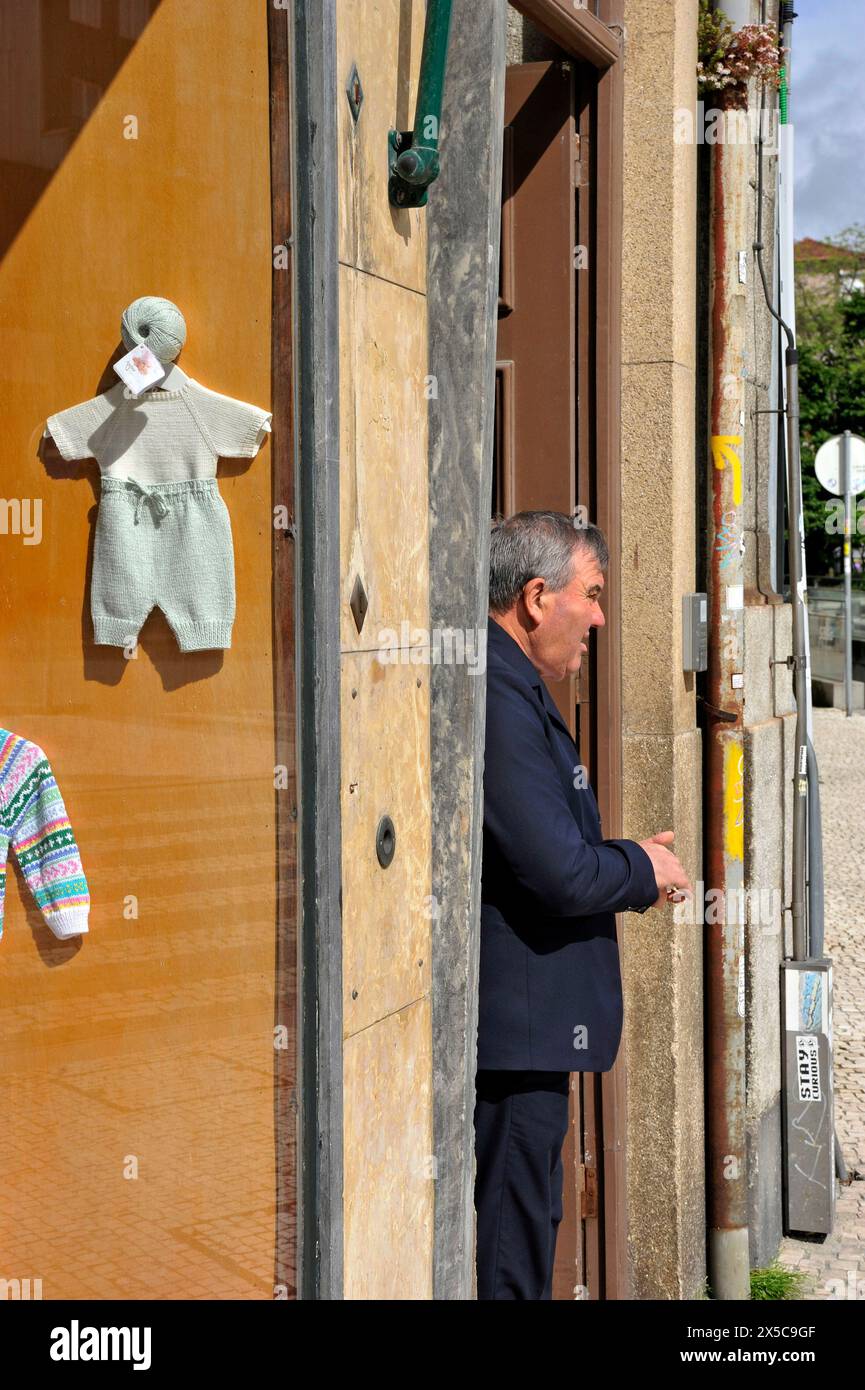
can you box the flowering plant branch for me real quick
[697,1,786,109]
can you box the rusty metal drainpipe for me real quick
[703,105,752,1299]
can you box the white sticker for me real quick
[798,745,807,775]
[737,954,745,1018]
[725,585,744,610]
[785,972,799,1031]
[700,598,707,622]
[731,673,744,688]
[113,342,166,395]
[795,1034,821,1102]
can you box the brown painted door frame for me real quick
[502,0,628,1300]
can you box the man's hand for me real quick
[636,830,693,910]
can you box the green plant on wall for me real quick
[697,0,735,90]
[697,0,785,108]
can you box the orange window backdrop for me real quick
[0,0,293,1298]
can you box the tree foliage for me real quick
[797,224,865,583]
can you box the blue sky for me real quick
[793,0,865,241]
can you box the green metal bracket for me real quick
[388,0,453,208]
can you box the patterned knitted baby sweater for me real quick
[0,731,90,940]
[45,378,271,483]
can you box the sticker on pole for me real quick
[795,1034,821,1102]
[814,434,865,496]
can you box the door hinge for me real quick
[578,1162,598,1220]
[573,132,583,188]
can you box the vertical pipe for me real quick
[411,0,453,157]
[778,0,810,966]
[777,3,814,743]
[783,353,809,959]
[704,83,751,1300]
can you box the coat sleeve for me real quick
[483,668,658,917]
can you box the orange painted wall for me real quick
[0,1,286,1298]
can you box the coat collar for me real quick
[487,617,575,741]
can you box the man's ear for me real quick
[522,577,546,625]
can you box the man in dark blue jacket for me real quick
[475,510,691,1300]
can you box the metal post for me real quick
[783,351,809,960]
[842,429,853,717]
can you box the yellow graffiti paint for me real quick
[724,739,744,861]
[711,435,743,506]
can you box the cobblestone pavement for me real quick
[777,708,865,1300]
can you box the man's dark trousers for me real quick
[474,1068,571,1300]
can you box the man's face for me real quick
[530,548,606,682]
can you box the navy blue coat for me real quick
[478,618,658,1072]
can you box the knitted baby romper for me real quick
[46,379,271,652]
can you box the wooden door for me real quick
[0,0,296,1299]
[494,57,609,1300]
[495,61,577,734]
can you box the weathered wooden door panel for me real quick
[0,0,295,1299]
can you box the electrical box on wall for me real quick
[682,592,708,672]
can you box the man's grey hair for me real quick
[488,511,609,615]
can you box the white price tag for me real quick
[113,342,167,395]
